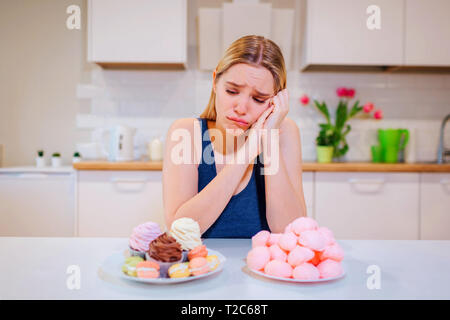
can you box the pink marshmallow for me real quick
[278,232,297,252]
[284,223,293,234]
[264,260,293,279]
[267,233,282,246]
[317,259,343,279]
[320,243,344,262]
[317,227,336,246]
[292,263,320,280]
[291,217,319,235]
[287,245,315,267]
[251,230,270,248]
[269,244,287,262]
[298,230,327,252]
[246,246,271,271]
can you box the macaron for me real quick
[188,245,208,260]
[317,226,336,246]
[246,246,270,271]
[267,233,282,246]
[206,255,220,271]
[122,256,144,277]
[278,232,297,252]
[320,243,344,262]
[189,257,210,276]
[136,261,160,279]
[298,230,327,251]
[264,260,293,279]
[268,244,287,262]
[291,217,318,235]
[168,262,190,278]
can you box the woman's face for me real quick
[213,63,275,135]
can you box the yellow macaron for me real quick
[168,262,190,278]
[206,255,220,271]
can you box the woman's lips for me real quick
[227,116,248,126]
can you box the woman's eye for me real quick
[226,90,265,104]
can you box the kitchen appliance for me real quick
[378,129,409,163]
[97,125,136,162]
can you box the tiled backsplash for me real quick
[76,68,450,162]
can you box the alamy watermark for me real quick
[66,5,81,30]
[366,264,381,290]
[66,265,81,290]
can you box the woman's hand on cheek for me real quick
[262,88,289,132]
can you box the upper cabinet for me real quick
[301,0,450,70]
[302,0,404,69]
[87,0,187,68]
[404,0,450,66]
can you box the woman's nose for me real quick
[234,96,250,114]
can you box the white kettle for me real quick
[98,125,136,162]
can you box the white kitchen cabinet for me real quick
[302,172,314,218]
[302,0,404,68]
[77,170,165,237]
[314,172,420,240]
[404,0,450,66]
[0,170,75,237]
[420,173,450,240]
[87,0,187,66]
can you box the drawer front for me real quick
[315,172,420,240]
[78,171,165,237]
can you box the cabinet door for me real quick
[405,0,450,66]
[77,171,165,237]
[420,173,450,240]
[88,0,187,64]
[302,172,314,218]
[315,172,420,240]
[305,0,403,65]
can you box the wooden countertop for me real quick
[73,161,450,172]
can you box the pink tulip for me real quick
[300,94,309,106]
[363,102,374,113]
[346,88,355,99]
[336,87,348,98]
[374,109,383,120]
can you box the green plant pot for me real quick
[316,146,334,163]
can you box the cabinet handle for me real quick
[348,178,385,185]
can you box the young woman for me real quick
[163,35,307,238]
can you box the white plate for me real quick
[248,266,346,283]
[100,248,226,284]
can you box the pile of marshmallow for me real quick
[246,217,344,280]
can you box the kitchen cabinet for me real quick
[77,170,165,237]
[404,0,450,66]
[314,172,420,240]
[87,0,187,66]
[0,169,75,237]
[302,0,404,68]
[420,173,450,240]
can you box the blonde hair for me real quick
[199,35,287,121]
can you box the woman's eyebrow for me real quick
[225,81,272,97]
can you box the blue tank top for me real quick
[197,117,270,238]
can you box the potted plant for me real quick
[51,152,62,167]
[36,150,46,167]
[300,87,383,162]
[72,151,82,163]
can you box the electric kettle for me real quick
[97,125,136,162]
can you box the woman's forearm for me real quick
[171,161,249,234]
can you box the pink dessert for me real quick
[320,243,344,262]
[278,232,297,252]
[298,230,327,252]
[269,244,287,262]
[292,263,320,280]
[291,217,319,235]
[246,246,271,271]
[317,227,336,246]
[267,233,282,246]
[284,223,293,233]
[189,257,210,276]
[317,259,343,279]
[252,230,270,248]
[129,222,162,252]
[264,260,293,278]
[287,245,315,267]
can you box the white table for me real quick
[1,238,449,299]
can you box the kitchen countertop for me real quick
[0,166,75,173]
[72,161,450,172]
[1,237,449,299]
